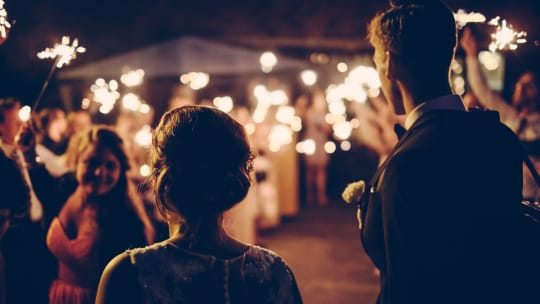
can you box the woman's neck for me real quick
[168,215,248,258]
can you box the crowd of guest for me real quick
[2,0,540,303]
[0,93,305,303]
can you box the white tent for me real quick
[59,36,308,80]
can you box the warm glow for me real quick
[326,83,367,103]
[244,123,255,135]
[139,103,150,114]
[37,36,86,68]
[275,106,295,125]
[268,125,292,152]
[91,78,120,114]
[300,70,317,86]
[122,93,142,111]
[0,0,11,39]
[299,139,316,155]
[81,98,91,109]
[213,96,234,113]
[139,164,151,177]
[120,69,145,87]
[135,125,152,147]
[347,66,381,89]
[18,105,31,122]
[479,51,501,71]
[260,51,278,73]
[328,100,346,116]
[324,141,336,154]
[340,140,351,151]
[180,72,209,90]
[337,62,348,73]
[290,116,302,132]
[453,9,486,29]
[488,17,527,52]
[333,121,352,140]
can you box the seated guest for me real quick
[96,106,303,304]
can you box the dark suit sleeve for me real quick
[379,151,463,302]
[28,165,77,226]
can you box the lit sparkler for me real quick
[33,36,86,110]
[488,17,527,52]
[0,0,11,43]
[37,36,86,68]
[453,9,486,29]
[455,10,528,52]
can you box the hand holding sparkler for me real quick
[460,27,479,58]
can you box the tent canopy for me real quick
[58,36,308,80]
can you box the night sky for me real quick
[1,0,540,105]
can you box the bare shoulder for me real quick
[96,251,141,304]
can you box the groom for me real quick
[359,1,538,303]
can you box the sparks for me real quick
[488,17,527,52]
[37,36,86,68]
[0,0,11,40]
[453,9,486,29]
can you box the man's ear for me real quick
[387,52,408,82]
[386,51,397,81]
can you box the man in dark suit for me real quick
[359,0,538,303]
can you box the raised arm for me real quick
[460,28,520,131]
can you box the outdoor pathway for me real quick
[260,202,379,304]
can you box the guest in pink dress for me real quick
[46,126,155,304]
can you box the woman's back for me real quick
[104,241,301,304]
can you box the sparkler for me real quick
[33,36,85,109]
[456,10,528,52]
[453,9,486,29]
[488,17,527,52]
[0,0,11,43]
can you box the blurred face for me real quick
[373,47,404,115]
[69,112,92,134]
[512,72,539,110]
[0,105,22,144]
[49,110,68,141]
[76,145,122,196]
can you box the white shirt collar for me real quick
[405,95,466,129]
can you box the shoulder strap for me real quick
[523,151,540,188]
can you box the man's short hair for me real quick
[368,0,457,75]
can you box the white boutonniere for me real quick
[342,180,366,230]
[342,180,366,204]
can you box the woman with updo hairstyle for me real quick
[97,106,302,304]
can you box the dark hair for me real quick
[0,149,30,217]
[368,0,457,76]
[0,98,21,124]
[72,126,147,267]
[148,106,254,220]
[73,125,131,174]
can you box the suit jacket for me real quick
[360,109,538,303]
